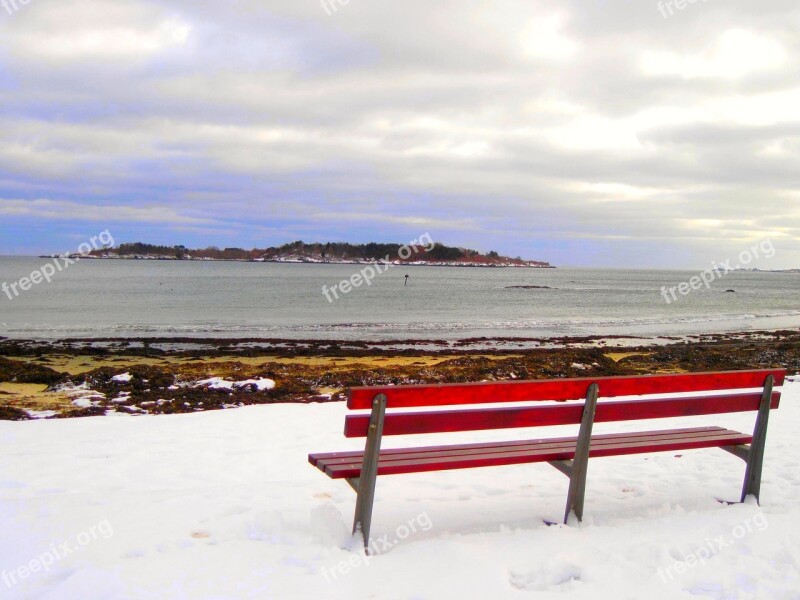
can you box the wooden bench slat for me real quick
[309,425,731,465]
[314,428,740,470]
[318,428,752,478]
[347,369,786,409]
[344,391,781,437]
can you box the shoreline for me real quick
[0,327,794,352]
[1,328,798,421]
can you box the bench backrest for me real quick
[344,369,786,438]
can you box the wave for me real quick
[3,310,800,338]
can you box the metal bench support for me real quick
[351,393,387,553]
[740,375,774,503]
[549,383,599,524]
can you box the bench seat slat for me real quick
[308,425,731,465]
[344,392,781,437]
[317,428,739,468]
[347,369,786,409]
[312,427,752,479]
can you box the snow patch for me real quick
[194,377,276,391]
[25,409,58,419]
[194,377,234,390]
[111,392,131,404]
[72,397,101,408]
[55,381,107,408]
[234,378,276,391]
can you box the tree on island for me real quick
[98,240,552,267]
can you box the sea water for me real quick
[0,257,798,341]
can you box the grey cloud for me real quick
[0,0,798,266]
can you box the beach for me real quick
[2,329,798,420]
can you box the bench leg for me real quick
[740,375,774,504]
[352,393,387,553]
[562,383,599,524]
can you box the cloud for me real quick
[0,0,798,267]
[0,198,212,225]
[641,29,787,80]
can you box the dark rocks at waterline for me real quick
[0,406,30,421]
[505,285,555,289]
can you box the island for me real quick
[735,268,800,273]
[77,241,555,268]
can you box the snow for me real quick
[111,392,131,404]
[193,376,235,390]
[236,378,276,391]
[55,382,107,408]
[24,409,58,419]
[194,377,276,391]
[112,373,133,383]
[71,398,99,408]
[1,381,799,599]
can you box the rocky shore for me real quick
[1,330,798,421]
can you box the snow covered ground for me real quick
[1,380,799,599]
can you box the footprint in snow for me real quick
[509,563,584,591]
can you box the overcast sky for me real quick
[0,0,798,268]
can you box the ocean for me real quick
[0,257,798,341]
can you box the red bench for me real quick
[309,368,786,550]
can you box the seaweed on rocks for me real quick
[0,358,64,385]
[1,329,799,419]
[0,406,30,421]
